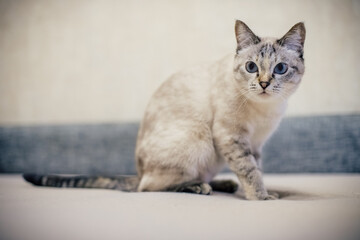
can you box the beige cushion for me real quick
[1,174,359,240]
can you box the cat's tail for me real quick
[23,174,139,192]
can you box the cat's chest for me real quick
[248,111,283,148]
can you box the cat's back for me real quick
[136,55,234,149]
[156,62,215,102]
[135,56,232,180]
[144,57,231,123]
[156,55,231,110]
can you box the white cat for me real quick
[24,20,305,200]
[135,20,305,200]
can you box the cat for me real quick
[24,20,305,200]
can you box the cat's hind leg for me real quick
[137,172,213,195]
[166,181,212,195]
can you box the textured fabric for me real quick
[262,114,360,173]
[1,174,359,240]
[0,124,138,174]
[0,115,359,174]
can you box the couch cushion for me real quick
[0,114,359,174]
[0,173,359,240]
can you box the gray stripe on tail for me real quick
[23,174,139,192]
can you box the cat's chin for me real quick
[249,92,284,103]
[256,92,273,101]
[259,92,270,97]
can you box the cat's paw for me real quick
[179,182,213,195]
[193,183,213,195]
[267,191,280,199]
[245,192,279,200]
[263,194,278,200]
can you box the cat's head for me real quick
[233,20,305,102]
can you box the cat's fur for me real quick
[24,20,305,200]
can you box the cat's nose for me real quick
[259,81,270,90]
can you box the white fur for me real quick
[135,21,305,200]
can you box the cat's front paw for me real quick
[246,192,279,200]
[267,191,280,199]
[263,194,278,200]
[257,190,279,200]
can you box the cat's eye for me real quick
[245,61,258,73]
[273,62,288,75]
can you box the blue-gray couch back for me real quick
[1,114,359,174]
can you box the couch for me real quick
[0,114,359,240]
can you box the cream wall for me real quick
[0,0,359,125]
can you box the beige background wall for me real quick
[0,0,359,126]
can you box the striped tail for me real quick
[23,174,139,192]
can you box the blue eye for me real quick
[245,61,258,73]
[274,62,288,75]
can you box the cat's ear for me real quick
[235,20,261,52]
[277,22,306,54]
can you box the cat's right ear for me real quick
[235,20,261,52]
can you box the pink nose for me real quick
[259,81,270,89]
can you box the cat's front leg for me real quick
[213,130,275,200]
[222,138,274,200]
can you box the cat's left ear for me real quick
[277,22,306,54]
[235,20,261,52]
